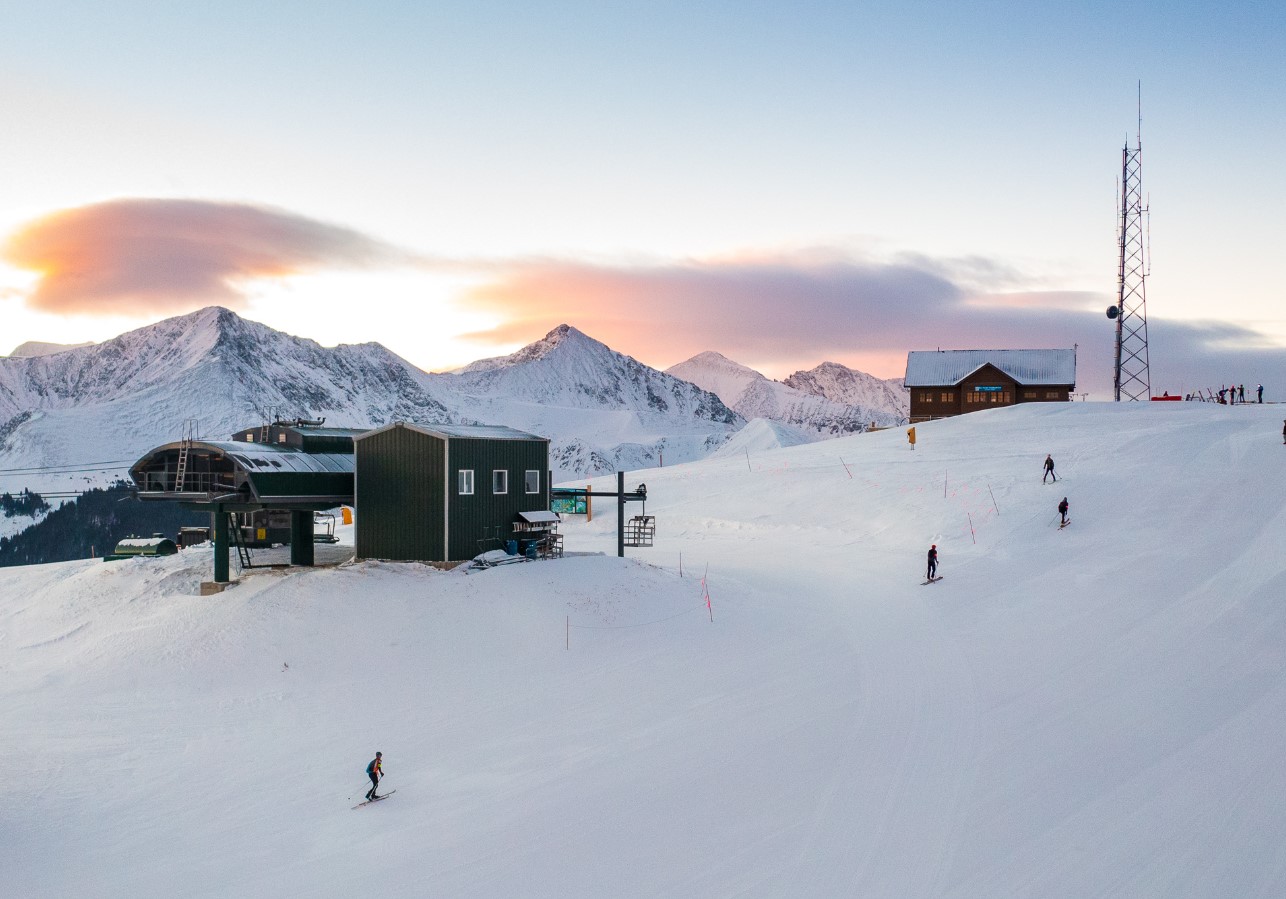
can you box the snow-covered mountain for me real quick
[5,340,95,358]
[0,310,742,492]
[0,308,453,495]
[434,325,743,475]
[784,360,908,417]
[666,350,903,439]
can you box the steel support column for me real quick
[290,510,315,566]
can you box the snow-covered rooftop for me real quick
[904,349,1077,386]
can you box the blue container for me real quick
[505,539,518,555]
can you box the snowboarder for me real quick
[926,544,938,580]
[1042,454,1057,483]
[1058,497,1069,526]
[365,752,383,801]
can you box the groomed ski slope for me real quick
[2,401,1284,898]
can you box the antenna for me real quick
[1109,84,1152,401]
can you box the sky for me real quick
[1,1,1284,397]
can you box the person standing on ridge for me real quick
[365,752,383,801]
[1058,497,1070,526]
[1257,384,1263,403]
[926,544,938,580]
[1239,385,1246,403]
[1043,454,1057,483]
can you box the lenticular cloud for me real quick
[3,198,402,316]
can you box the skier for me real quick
[1258,384,1264,403]
[365,752,383,801]
[1042,454,1057,483]
[926,544,938,581]
[1058,497,1069,526]
[1239,385,1246,403]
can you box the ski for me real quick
[352,789,396,809]
[1059,520,1071,529]
[921,576,943,585]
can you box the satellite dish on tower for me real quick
[1106,305,1120,320]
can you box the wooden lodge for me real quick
[905,349,1077,423]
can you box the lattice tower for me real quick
[1112,130,1151,401]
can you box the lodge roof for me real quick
[904,349,1077,387]
[356,421,549,442]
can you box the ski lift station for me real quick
[132,419,650,587]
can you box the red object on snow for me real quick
[1150,395,1182,401]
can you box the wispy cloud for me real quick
[457,253,1286,395]
[3,198,409,316]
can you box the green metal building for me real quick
[355,422,550,563]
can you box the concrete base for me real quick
[199,581,236,595]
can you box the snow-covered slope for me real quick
[784,359,908,419]
[5,402,1284,898]
[667,350,902,436]
[432,325,743,476]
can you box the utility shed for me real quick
[355,422,550,563]
[905,349,1077,423]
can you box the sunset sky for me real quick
[2,1,1284,396]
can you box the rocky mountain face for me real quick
[666,351,905,439]
[783,361,908,419]
[432,324,743,475]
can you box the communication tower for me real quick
[1108,91,1151,400]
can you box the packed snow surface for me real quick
[3,402,1285,897]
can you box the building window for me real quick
[921,392,933,403]
[941,392,952,403]
[458,470,474,495]
[1024,390,1037,399]
[277,433,287,444]
[525,470,540,494]
[245,432,255,442]
[492,470,508,494]
[1047,390,1063,399]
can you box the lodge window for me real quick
[1024,390,1037,399]
[245,433,255,441]
[525,470,540,494]
[941,392,953,403]
[492,470,508,494]
[277,433,287,444]
[458,470,474,495]
[921,392,933,403]
[1046,390,1063,399]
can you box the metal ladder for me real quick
[228,513,254,571]
[174,418,197,491]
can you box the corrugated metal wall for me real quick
[446,437,549,561]
[355,425,446,561]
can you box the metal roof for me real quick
[518,510,560,523]
[904,349,1076,387]
[206,442,356,474]
[356,421,548,442]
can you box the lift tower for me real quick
[1109,96,1151,401]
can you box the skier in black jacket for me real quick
[926,544,938,580]
[1058,498,1069,526]
[365,752,383,801]
[1043,454,1057,483]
